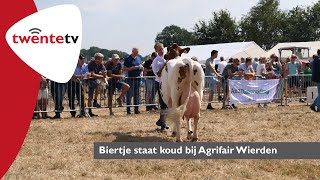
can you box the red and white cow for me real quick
[160,50,205,142]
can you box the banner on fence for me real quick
[228,79,280,104]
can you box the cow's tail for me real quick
[166,100,188,123]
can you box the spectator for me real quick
[252,57,259,71]
[256,57,268,77]
[228,58,234,64]
[51,80,66,119]
[119,58,128,77]
[310,49,320,112]
[312,54,317,62]
[144,52,158,111]
[217,56,227,101]
[239,57,255,80]
[218,56,228,74]
[87,52,107,117]
[240,57,245,63]
[222,58,242,109]
[123,48,144,115]
[270,54,282,76]
[151,42,169,131]
[106,54,130,116]
[67,55,88,118]
[303,63,312,89]
[205,50,221,109]
[255,57,270,108]
[34,76,50,119]
[286,54,304,102]
[265,60,277,78]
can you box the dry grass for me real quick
[4,103,320,180]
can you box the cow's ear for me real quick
[179,47,190,56]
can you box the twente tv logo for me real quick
[6,4,82,83]
[12,28,79,44]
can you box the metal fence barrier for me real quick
[285,74,316,105]
[33,74,316,118]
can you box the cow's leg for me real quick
[175,118,182,142]
[187,117,193,140]
[171,122,177,137]
[192,115,199,142]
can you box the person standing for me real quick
[286,54,304,102]
[144,52,158,111]
[67,55,88,118]
[51,81,66,119]
[87,53,107,117]
[217,56,227,101]
[221,58,242,109]
[151,42,169,131]
[106,54,130,116]
[123,48,144,114]
[252,58,259,71]
[310,50,320,112]
[205,50,221,109]
[270,54,282,76]
[303,63,312,89]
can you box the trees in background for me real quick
[155,25,195,47]
[194,10,239,45]
[155,0,320,50]
[80,47,129,61]
[239,0,283,50]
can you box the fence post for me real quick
[82,80,91,118]
[284,77,288,106]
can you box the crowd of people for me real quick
[33,44,320,123]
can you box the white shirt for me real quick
[151,55,165,82]
[256,64,266,76]
[217,61,228,74]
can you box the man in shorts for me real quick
[205,50,221,109]
[286,54,304,102]
[87,53,107,116]
[106,54,130,116]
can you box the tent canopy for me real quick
[264,41,320,62]
[177,41,266,64]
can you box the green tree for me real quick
[239,0,283,50]
[80,46,129,61]
[309,1,320,40]
[193,10,239,44]
[155,25,194,47]
[281,6,315,42]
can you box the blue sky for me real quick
[34,0,317,56]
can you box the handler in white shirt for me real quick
[151,42,169,131]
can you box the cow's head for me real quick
[165,43,190,60]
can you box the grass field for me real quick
[3,103,320,180]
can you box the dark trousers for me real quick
[126,78,141,113]
[51,81,66,115]
[67,80,85,116]
[155,81,167,110]
[155,81,167,126]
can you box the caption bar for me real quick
[94,142,320,159]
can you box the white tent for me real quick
[264,41,320,61]
[179,41,266,64]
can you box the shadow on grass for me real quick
[85,130,172,142]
